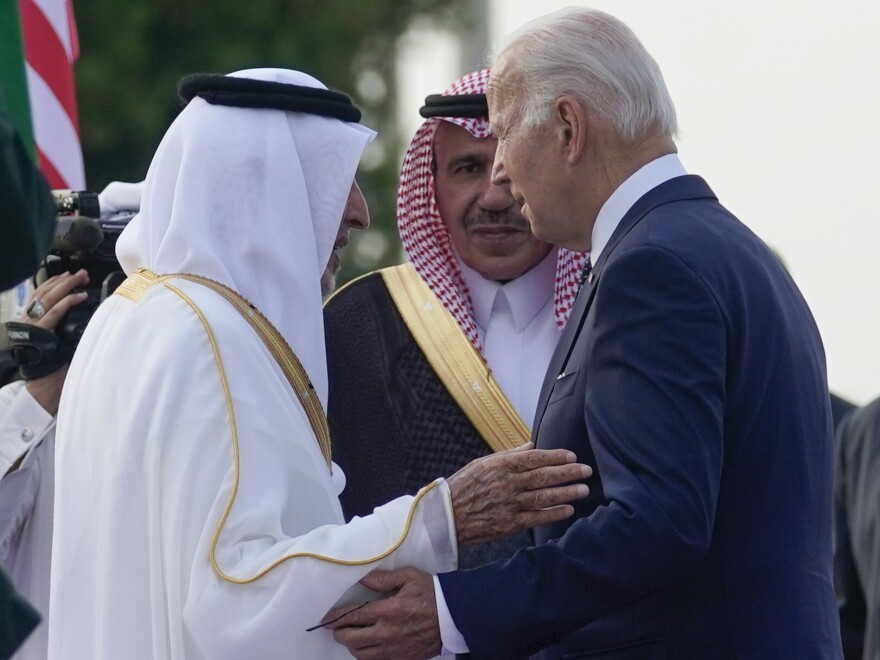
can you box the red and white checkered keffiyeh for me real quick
[397,69,587,353]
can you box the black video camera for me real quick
[1,191,135,385]
[42,190,135,346]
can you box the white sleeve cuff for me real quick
[434,575,469,654]
[98,180,144,213]
[0,382,54,475]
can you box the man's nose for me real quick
[479,173,515,212]
[491,156,509,187]
[347,183,371,230]
[348,211,369,231]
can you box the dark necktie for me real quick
[578,256,593,291]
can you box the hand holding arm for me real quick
[448,442,591,546]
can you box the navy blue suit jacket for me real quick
[438,175,842,659]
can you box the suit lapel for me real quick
[531,276,598,433]
[531,175,717,438]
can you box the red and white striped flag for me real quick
[19,0,85,189]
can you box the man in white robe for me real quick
[47,68,589,659]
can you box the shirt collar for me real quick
[457,246,558,333]
[590,153,687,262]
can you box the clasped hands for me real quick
[321,442,591,659]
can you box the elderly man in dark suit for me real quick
[324,7,842,659]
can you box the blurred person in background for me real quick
[834,398,880,660]
[325,68,587,569]
[831,394,857,433]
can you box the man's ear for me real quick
[555,97,588,165]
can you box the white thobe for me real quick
[0,381,55,660]
[49,279,457,659]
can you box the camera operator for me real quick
[0,270,88,660]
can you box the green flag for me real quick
[0,0,35,158]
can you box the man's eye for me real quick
[457,163,482,174]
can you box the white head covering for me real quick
[116,68,375,405]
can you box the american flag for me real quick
[17,0,85,188]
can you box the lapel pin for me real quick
[587,272,595,284]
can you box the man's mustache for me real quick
[464,211,530,231]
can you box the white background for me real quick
[399,0,880,405]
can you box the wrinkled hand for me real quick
[323,568,438,660]
[22,269,88,414]
[448,442,591,546]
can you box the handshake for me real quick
[320,444,591,659]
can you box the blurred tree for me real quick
[73,0,470,280]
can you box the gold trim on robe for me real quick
[379,263,530,453]
[116,268,331,469]
[115,268,446,581]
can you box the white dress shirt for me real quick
[0,380,56,660]
[457,246,560,426]
[436,153,689,654]
[589,153,687,262]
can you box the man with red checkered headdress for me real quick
[325,69,587,568]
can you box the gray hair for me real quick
[494,7,678,142]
